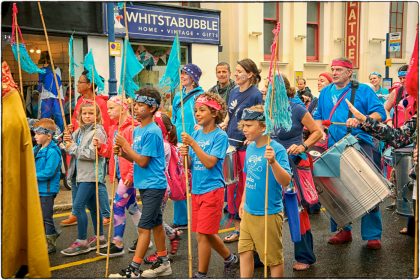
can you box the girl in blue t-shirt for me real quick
[179,92,239,278]
[237,105,291,278]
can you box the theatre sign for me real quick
[104,3,221,45]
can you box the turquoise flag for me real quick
[68,35,78,77]
[118,39,144,98]
[11,43,45,74]
[83,49,105,93]
[264,73,292,134]
[158,33,180,93]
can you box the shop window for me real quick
[263,2,280,60]
[389,2,404,59]
[307,2,319,62]
[131,42,188,108]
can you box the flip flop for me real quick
[399,227,408,235]
[293,262,311,271]
[223,231,239,243]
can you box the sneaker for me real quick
[193,272,209,278]
[60,214,77,226]
[141,257,172,278]
[328,230,352,245]
[99,243,125,257]
[144,252,158,265]
[61,241,90,256]
[103,217,111,226]
[128,239,153,253]
[169,231,181,255]
[87,236,108,251]
[366,239,382,250]
[224,254,239,278]
[108,264,142,278]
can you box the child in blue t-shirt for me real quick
[179,92,239,278]
[237,105,291,278]
[111,87,171,279]
[33,118,62,254]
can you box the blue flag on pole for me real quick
[68,35,78,77]
[158,33,180,93]
[83,49,105,93]
[118,39,144,98]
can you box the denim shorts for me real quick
[138,188,166,229]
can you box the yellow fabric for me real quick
[1,89,51,278]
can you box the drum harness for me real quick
[327,80,359,144]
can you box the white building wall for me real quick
[190,44,219,90]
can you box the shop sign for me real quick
[345,2,360,68]
[109,42,121,56]
[104,4,220,45]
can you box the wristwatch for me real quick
[301,142,308,152]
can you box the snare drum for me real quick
[313,134,391,227]
[223,146,238,185]
[393,147,414,216]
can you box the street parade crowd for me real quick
[2,33,418,279]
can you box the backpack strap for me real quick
[176,90,199,111]
[394,86,405,127]
[347,80,359,133]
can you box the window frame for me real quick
[263,2,280,61]
[306,2,320,62]
[389,2,405,59]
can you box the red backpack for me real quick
[165,143,190,201]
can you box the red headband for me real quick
[109,96,128,110]
[195,96,222,111]
[331,59,353,69]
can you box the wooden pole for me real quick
[13,12,24,102]
[264,28,280,279]
[68,42,72,122]
[37,2,68,132]
[415,111,419,278]
[105,3,130,276]
[177,32,192,278]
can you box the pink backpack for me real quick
[393,87,417,128]
[165,143,190,201]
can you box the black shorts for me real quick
[138,188,166,229]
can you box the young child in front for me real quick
[237,105,291,278]
[61,102,108,256]
[110,87,172,278]
[179,92,239,278]
[33,118,62,254]
[93,96,142,257]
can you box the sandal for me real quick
[223,230,240,243]
[399,227,408,235]
[293,262,311,271]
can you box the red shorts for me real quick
[192,187,224,234]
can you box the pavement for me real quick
[51,178,416,278]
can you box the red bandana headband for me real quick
[109,96,128,110]
[195,95,222,111]
[331,59,353,69]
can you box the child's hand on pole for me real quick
[115,133,129,151]
[179,144,189,157]
[181,132,194,146]
[264,145,276,165]
[92,136,101,147]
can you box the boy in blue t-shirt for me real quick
[237,105,291,278]
[179,92,239,278]
[33,118,62,254]
[111,87,171,279]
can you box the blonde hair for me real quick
[195,92,227,124]
[77,102,103,126]
[34,118,56,132]
[237,104,266,130]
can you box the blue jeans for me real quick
[40,195,57,235]
[72,182,110,218]
[73,182,104,240]
[295,230,316,265]
[329,141,383,240]
[173,199,187,226]
[40,98,64,132]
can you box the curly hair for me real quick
[195,92,227,124]
[135,86,162,115]
[237,104,266,131]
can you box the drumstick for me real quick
[228,138,244,143]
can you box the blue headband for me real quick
[134,95,159,107]
[369,71,382,78]
[398,71,407,77]
[33,126,55,135]
[241,108,265,121]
